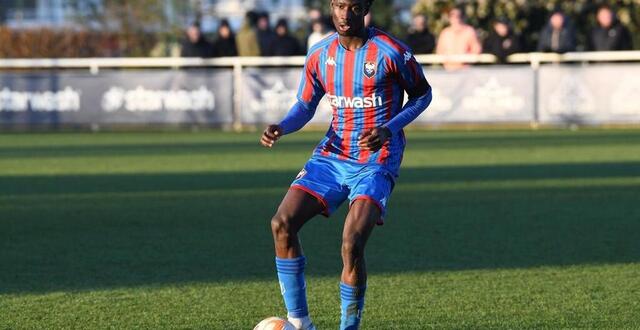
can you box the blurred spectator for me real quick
[236,11,261,56]
[212,19,237,57]
[272,19,303,56]
[180,22,214,58]
[307,18,333,51]
[149,37,181,57]
[309,8,323,23]
[405,14,435,54]
[101,33,122,57]
[589,5,633,51]
[256,12,276,56]
[537,10,576,53]
[483,18,522,63]
[436,7,482,70]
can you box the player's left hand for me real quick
[358,127,391,152]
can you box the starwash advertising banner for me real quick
[0,70,233,125]
[241,67,333,125]
[538,64,640,124]
[414,66,535,123]
[241,65,536,126]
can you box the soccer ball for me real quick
[253,317,296,330]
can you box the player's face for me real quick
[331,0,368,37]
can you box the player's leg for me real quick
[339,199,380,330]
[271,188,324,330]
[271,187,324,258]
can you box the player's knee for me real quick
[270,213,293,242]
[341,234,365,260]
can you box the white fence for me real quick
[1,51,640,128]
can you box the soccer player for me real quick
[260,0,432,329]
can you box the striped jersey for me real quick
[297,27,427,175]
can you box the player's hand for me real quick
[260,124,283,148]
[358,127,391,152]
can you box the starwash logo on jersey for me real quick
[326,93,383,109]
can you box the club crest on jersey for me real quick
[363,62,376,78]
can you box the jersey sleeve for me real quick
[381,45,433,134]
[296,51,326,110]
[392,49,429,97]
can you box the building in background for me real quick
[2,0,99,28]
[204,0,306,31]
[0,0,309,32]
[1,0,414,31]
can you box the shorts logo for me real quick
[296,168,307,180]
[363,62,376,78]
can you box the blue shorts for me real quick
[290,156,395,225]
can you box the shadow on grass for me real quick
[2,162,639,196]
[2,130,640,159]
[1,162,639,294]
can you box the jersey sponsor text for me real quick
[326,93,383,109]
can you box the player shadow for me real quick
[1,161,639,295]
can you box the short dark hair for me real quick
[275,18,289,30]
[597,4,612,12]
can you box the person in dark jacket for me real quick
[483,18,522,63]
[537,10,576,53]
[271,19,303,56]
[589,5,633,51]
[256,12,276,56]
[212,19,238,57]
[180,22,214,58]
[405,14,435,54]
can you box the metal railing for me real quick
[2,51,640,69]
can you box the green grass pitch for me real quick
[1,129,639,329]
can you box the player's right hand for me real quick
[260,124,283,148]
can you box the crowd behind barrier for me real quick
[0,3,637,60]
[175,4,636,65]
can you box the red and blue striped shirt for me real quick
[296,27,429,175]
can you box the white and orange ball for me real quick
[253,317,296,330]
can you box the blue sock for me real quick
[275,256,309,318]
[340,282,366,330]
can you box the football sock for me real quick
[276,256,309,318]
[340,282,366,330]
